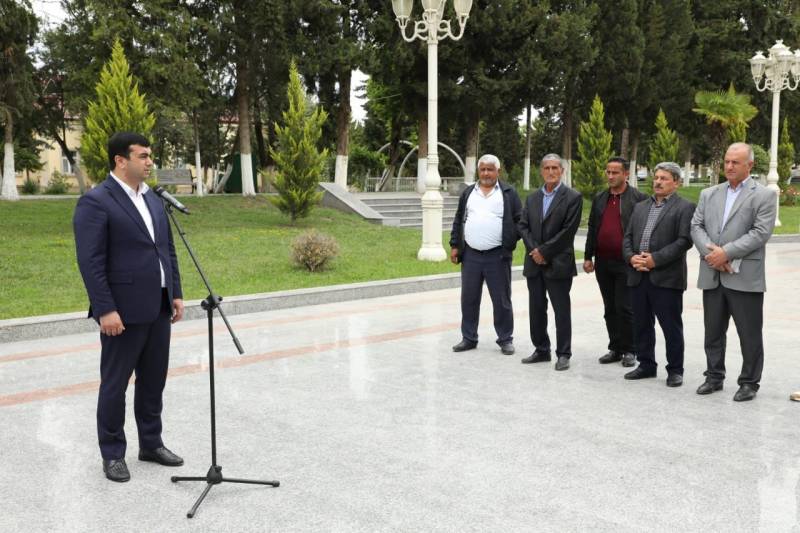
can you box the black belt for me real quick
[466,245,501,254]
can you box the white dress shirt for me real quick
[464,183,504,250]
[110,173,166,287]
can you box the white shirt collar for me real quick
[110,172,149,198]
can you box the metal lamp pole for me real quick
[391,0,473,261]
[749,40,800,227]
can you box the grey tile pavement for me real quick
[2,241,800,532]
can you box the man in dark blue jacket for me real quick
[74,132,185,482]
[449,154,522,355]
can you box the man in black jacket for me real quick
[518,154,582,370]
[622,162,696,386]
[583,157,647,367]
[450,154,522,355]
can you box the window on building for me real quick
[61,150,76,175]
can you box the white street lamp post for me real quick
[749,40,800,227]
[391,0,473,261]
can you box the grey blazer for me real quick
[690,178,777,292]
[622,195,696,291]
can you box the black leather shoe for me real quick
[598,351,621,364]
[452,339,477,352]
[696,381,723,395]
[624,366,656,380]
[555,356,570,371]
[521,351,551,364]
[733,384,758,402]
[138,446,184,467]
[666,373,683,387]
[500,343,515,355]
[621,353,636,367]
[103,458,130,482]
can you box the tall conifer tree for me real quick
[269,61,328,222]
[80,40,155,183]
[648,109,680,170]
[573,95,612,198]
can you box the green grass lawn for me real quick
[1,186,795,320]
[0,195,532,319]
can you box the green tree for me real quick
[573,95,613,198]
[0,0,38,201]
[752,144,769,177]
[80,41,155,183]
[779,117,795,191]
[269,61,328,222]
[648,109,680,170]
[693,84,757,182]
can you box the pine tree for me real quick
[269,61,328,223]
[648,109,680,170]
[573,95,612,198]
[80,40,155,183]
[778,117,795,191]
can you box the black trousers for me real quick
[460,247,513,345]
[526,274,573,358]
[702,285,764,388]
[631,274,684,375]
[594,258,634,354]
[97,290,172,460]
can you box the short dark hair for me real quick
[108,132,150,170]
[607,156,629,169]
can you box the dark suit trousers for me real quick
[631,274,684,375]
[97,290,172,460]
[594,258,634,354]
[702,286,764,388]
[526,274,572,357]
[460,247,513,345]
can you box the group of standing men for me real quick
[450,142,777,403]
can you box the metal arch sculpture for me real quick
[396,142,467,181]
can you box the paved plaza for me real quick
[3,241,800,532]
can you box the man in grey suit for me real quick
[690,142,777,401]
[622,162,695,387]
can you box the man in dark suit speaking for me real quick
[74,132,185,482]
[622,162,695,387]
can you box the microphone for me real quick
[154,186,190,215]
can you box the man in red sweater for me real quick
[583,157,647,367]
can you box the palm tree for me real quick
[693,84,758,182]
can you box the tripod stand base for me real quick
[172,465,279,518]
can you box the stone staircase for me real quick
[359,194,460,229]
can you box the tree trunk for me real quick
[52,133,86,194]
[253,98,269,170]
[562,107,573,186]
[2,110,18,200]
[193,112,204,196]
[464,111,479,184]
[382,120,404,191]
[620,124,630,160]
[236,61,255,196]
[524,104,532,189]
[417,115,428,193]
[629,131,639,189]
[683,146,692,188]
[334,67,351,190]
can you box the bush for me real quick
[782,186,798,207]
[44,172,70,195]
[291,230,339,272]
[21,177,40,194]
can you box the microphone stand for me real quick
[161,202,279,518]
